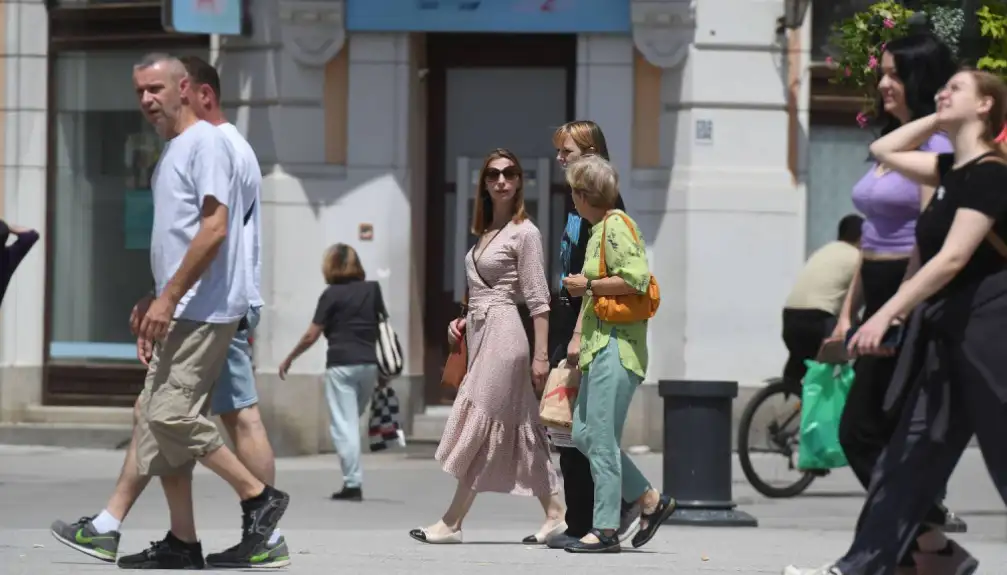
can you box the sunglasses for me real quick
[485,167,519,181]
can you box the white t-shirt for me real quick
[149,120,248,323]
[217,123,263,307]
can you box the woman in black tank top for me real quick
[785,69,1007,575]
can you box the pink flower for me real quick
[856,112,869,128]
[845,66,852,77]
[883,18,895,28]
[826,56,834,65]
[868,55,878,69]
[881,42,887,52]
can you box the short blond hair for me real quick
[565,155,619,209]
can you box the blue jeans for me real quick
[324,364,378,488]
[210,305,262,415]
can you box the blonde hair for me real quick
[966,69,1007,143]
[472,148,529,235]
[551,120,610,160]
[565,155,619,209]
[322,243,365,284]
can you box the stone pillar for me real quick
[0,0,47,422]
[218,1,420,454]
[634,0,803,387]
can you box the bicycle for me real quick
[737,376,830,498]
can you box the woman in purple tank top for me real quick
[827,32,961,569]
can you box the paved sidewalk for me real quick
[1,445,1004,574]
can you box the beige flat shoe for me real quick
[521,520,568,545]
[408,527,463,544]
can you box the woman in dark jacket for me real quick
[0,219,39,308]
[525,121,637,548]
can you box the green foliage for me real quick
[827,0,1007,126]
[826,2,917,122]
[977,2,1007,74]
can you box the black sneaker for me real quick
[331,486,363,501]
[206,485,291,567]
[116,531,204,570]
[243,485,290,541]
[206,536,290,569]
[50,515,120,563]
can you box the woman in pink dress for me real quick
[409,148,566,544]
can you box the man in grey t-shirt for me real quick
[49,54,289,570]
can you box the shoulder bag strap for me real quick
[598,216,610,279]
[975,155,1007,260]
[372,281,389,322]
[598,211,641,277]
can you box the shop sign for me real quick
[346,0,631,33]
[163,0,244,35]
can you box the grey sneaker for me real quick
[617,502,641,543]
[206,535,291,568]
[50,516,120,563]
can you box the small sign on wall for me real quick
[695,118,713,146]
[359,223,374,241]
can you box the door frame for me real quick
[422,33,577,406]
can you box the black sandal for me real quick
[630,494,676,548]
[564,529,621,554]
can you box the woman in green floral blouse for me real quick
[559,155,676,554]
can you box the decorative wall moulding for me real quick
[631,0,696,69]
[279,0,346,67]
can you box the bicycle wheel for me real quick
[737,379,817,498]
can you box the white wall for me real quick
[640,0,807,386]
[0,0,48,369]
[220,27,418,377]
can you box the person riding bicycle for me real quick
[781,214,863,389]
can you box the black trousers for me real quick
[838,259,946,565]
[781,308,835,387]
[840,258,911,492]
[836,311,1007,574]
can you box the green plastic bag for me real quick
[797,360,855,470]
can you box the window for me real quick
[48,48,209,363]
[811,0,876,61]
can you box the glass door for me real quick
[446,156,554,303]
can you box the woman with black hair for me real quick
[826,31,962,568]
[525,121,638,549]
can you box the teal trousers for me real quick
[572,335,651,529]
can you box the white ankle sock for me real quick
[92,510,122,534]
[267,529,281,546]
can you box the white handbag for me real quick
[373,283,404,378]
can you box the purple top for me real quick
[851,133,953,254]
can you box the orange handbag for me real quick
[593,212,661,323]
[441,295,468,392]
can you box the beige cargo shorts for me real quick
[135,318,240,476]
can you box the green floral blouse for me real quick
[578,210,650,378]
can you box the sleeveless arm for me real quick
[516,224,551,316]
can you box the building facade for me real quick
[0,0,870,453]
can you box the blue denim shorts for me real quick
[210,305,262,415]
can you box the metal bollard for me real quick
[658,380,758,527]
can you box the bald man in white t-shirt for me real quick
[49,55,288,570]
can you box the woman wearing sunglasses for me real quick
[410,149,565,544]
